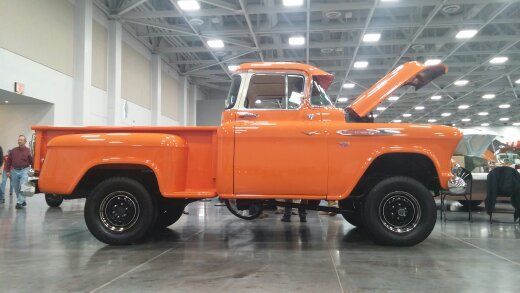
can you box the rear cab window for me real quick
[225,75,242,109]
[243,74,305,109]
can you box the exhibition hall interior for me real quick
[1,0,520,292]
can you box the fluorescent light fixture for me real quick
[228,65,239,71]
[513,122,520,126]
[288,36,305,46]
[414,106,425,110]
[353,61,369,69]
[500,117,510,121]
[489,56,508,64]
[178,0,200,11]
[424,59,441,66]
[376,107,386,111]
[478,112,489,116]
[461,118,471,122]
[207,39,224,48]
[342,83,355,89]
[498,104,510,109]
[441,112,451,117]
[431,95,442,100]
[482,94,495,99]
[458,104,470,110]
[283,0,304,6]
[363,33,381,43]
[388,96,399,101]
[337,97,349,102]
[403,113,412,117]
[481,123,490,126]
[428,119,437,123]
[393,119,402,123]
[516,78,520,84]
[454,80,469,86]
[456,29,478,39]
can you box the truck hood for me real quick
[346,61,447,118]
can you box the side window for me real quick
[244,74,304,109]
[310,79,333,107]
[225,75,241,109]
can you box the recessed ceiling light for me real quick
[342,83,355,89]
[482,94,495,99]
[489,56,508,64]
[431,95,442,100]
[403,113,412,117]
[353,61,369,69]
[393,119,402,123]
[337,97,349,102]
[178,0,200,11]
[373,114,378,118]
[228,65,239,71]
[288,36,305,46]
[363,33,381,43]
[478,112,489,116]
[388,96,399,101]
[428,119,437,123]
[414,106,425,110]
[458,104,470,110]
[424,59,441,66]
[513,122,520,126]
[461,118,471,122]
[376,107,386,111]
[515,78,520,84]
[498,104,510,109]
[207,39,224,48]
[454,80,469,86]
[4,100,8,104]
[283,0,304,6]
[441,112,451,117]
[481,123,490,126]
[456,29,478,39]
[500,117,510,121]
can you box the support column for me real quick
[73,0,93,125]
[150,54,162,125]
[182,76,189,126]
[107,20,122,125]
[192,86,198,126]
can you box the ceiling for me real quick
[96,0,520,126]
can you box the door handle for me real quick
[237,112,259,118]
[302,131,320,136]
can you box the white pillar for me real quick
[73,0,93,125]
[150,54,162,125]
[107,20,122,125]
[182,76,189,126]
[192,86,198,126]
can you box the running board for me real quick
[272,200,353,214]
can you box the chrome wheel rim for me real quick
[378,191,421,233]
[99,191,140,232]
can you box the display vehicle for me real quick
[31,61,464,246]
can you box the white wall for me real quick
[0,104,54,150]
[197,99,225,126]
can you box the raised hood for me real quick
[347,61,447,119]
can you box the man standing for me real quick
[6,135,33,209]
[1,152,14,204]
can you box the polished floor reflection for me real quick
[0,195,519,292]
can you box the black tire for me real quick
[363,176,436,246]
[339,198,364,228]
[458,200,482,208]
[84,177,157,245]
[155,199,185,229]
[45,193,63,207]
[225,199,262,220]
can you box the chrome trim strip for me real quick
[336,128,402,136]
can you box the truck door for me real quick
[233,73,327,197]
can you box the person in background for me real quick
[6,135,33,209]
[281,200,307,222]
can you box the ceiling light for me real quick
[431,95,442,100]
[4,100,8,104]
[481,123,490,126]
[414,106,425,110]
[428,119,437,123]
[381,0,399,2]
[376,107,386,111]
[454,80,469,86]
[342,83,355,89]
[441,112,451,117]
[515,78,520,84]
[363,33,381,43]
[207,39,224,48]
[178,0,200,11]
[482,94,495,99]
[337,97,349,102]
[489,56,508,64]
[424,59,441,66]
[478,112,489,116]
[255,100,262,104]
[354,61,369,69]
[403,113,412,117]
[461,118,471,122]
[458,104,470,110]
[372,114,378,118]
[500,117,510,121]
[388,96,399,101]
[393,119,402,123]
[513,122,520,126]
[498,104,510,109]
[283,0,304,7]
[288,36,305,46]
[228,65,239,71]
[455,29,478,39]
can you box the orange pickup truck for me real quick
[31,61,464,246]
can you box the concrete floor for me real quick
[0,195,519,292]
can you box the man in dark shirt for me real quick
[6,135,33,209]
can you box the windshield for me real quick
[225,75,242,109]
[310,78,333,107]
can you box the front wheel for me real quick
[84,177,157,245]
[339,198,364,228]
[45,193,63,207]
[363,177,436,246]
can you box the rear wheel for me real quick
[84,177,157,245]
[45,193,63,207]
[363,177,436,246]
[155,199,185,229]
[225,199,262,220]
